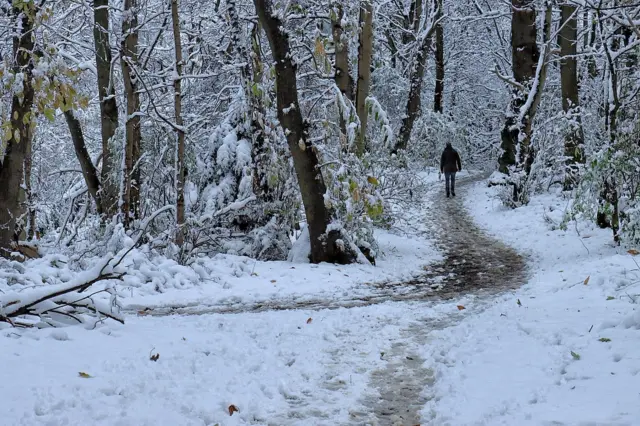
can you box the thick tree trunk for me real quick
[559,4,585,188]
[93,0,119,216]
[0,5,36,256]
[64,110,104,215]
[253,0,339,263]
[498,0,538,174]
[24,135,35,241]
[121,0,142,226]
[170,0,186,246]
[354,0,374,157]
[433,0,444,113]
[394,23,436,152]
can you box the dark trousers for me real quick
[445,172,456,195]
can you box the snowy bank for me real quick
[419,180,640,425]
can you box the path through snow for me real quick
[345,174,527,425]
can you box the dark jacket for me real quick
[440,146,461,173]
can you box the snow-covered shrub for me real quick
[572,137,640,245]
[185,91,295,262]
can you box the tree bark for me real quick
[332,3,354,101]
[64,110,104,215]
[559,4,584,188]
[93,0,119,216]
[394,21,437,152]
[253,0,338,263]
[121,0,142,226]
[433,0,444,113]
[354,0,374,157]
[0,4,36,256]
[498,0,538,174]
[24,126,35,241]
[170,0,186,246]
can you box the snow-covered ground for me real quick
[419,182,640,425]
[3,173,638,425]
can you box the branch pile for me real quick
[0,258,124,328]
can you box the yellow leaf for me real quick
[314,38,325,56]
[367,176,379,186]
[78,372,92,378]
[457,305,465,311]
[628,249,639,256]
[583,276,590,285]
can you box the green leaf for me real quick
[606,296,615,301]
[598,338,611,342]
[44,108,55,122]
[570,351,581,360]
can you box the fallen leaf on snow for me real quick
[270,280,276,283]
[607,296,615,301]
[570,351,581,360]
[150,353,160,362]
[78,372,92,378]
[306,317,313,324]
[598,338,611,342]
[456,305,465,310]
[583,275,590,285]
[228,405,239,416]
[628,249,639,256]
[517,299,522,306]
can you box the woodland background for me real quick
[0,0,639,266]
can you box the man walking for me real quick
[440,142,462,198]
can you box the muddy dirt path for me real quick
[347,174,527,426]
[131,174,526,318]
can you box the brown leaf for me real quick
[457,305,465,311]
[306,317,313,324]
[137,310,149,316]
[270,280,276,283]
[628,249,639,256]
[78,372,92,378]
[228,404,239,416]
[150,353,160,362]
[583,275,590,285]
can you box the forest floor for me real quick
[2,172,640,425]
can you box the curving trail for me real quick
[347,174,527,426]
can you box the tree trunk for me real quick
[170,0,186,246]
[332,3,354,101]
[559,4,585,188]
[498,0,538,174]
[64,110,104,215]
[93,0,119,216]
[253,0,338,263]
[24,127,35,241]
[433,0,444,113]
[354,0,374,157]
[0,4,36,256]
[121,0,142,226]
[394,22,437,152]
[413,0,423,33]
